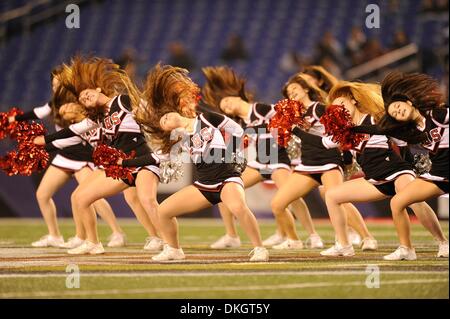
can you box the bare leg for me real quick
[73,167,123,235]
[35,166,71,237]
[271,169,300,240]
[216,167,263,237]
[320,170,375,240]
[217,203,239,237]
[123,187,158,237]
[271,173,319,232]
[71,170,128,243]
[157,185,212,248]
[325,177,388,246]
[135,170,160,235]
[392,177,447,248]
[289,198,317,236]
[220,182,263,247]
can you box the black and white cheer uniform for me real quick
[416,107,449,193]
[43,95,160,186]
[244,103,291,180]
[16,103,94,172]
[291,102,344,184]
[295,114,416,196]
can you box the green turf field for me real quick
[0,218,448,299]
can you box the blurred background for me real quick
[0,0,448,219]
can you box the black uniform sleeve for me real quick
[44,127,77,144]
[352,124,384,135]
[292,126,323,144]
[254,103,273,117]
[313,103,326,118]
[292,126,338,149]
[15,103,52,121]
[45,143,59,153]
[431,107,449,125]
[15,111,39,121]
[119,95,132,111]
[122,154,157,167]
[202,111,227,128]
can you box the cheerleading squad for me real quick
[2,56,448,261]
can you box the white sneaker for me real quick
[348,228,362,246]
[249,247,269,262]
[210,234,241,249]
[320,242,355,257]
[107,232,126,248]
[262,233,286,246]
[383,245,417,261]
[31,235,64,248]
[151,244,185,261]
[67,241,105,255]
[361,238,378,251]
[437,241,449,258]
[144,237,165,251]
[272,239,304,250]
[59,236,85,249]
[306,234,324,249]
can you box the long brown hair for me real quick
[201,66,253,111]
[303,65,339,93]
[378,71,446,144]
[54,55,138,121]
[282,73,327,103]
[50,65,77,128]
[328,81,385,121]
[135,63,200,153]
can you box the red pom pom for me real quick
[243,134,250,149]
[0,118,49,176]
[268,99,308,147]
[0,108,24,140]
[93,144,135,184]
[319,105,364,151]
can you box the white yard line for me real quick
[0,278,447,298]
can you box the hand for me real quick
[33,136,45,146]
[8,116,16,124]
[117,158,123,166]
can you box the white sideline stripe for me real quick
[0,279,447,298]
[0,270,447,278]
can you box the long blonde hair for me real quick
[328,81,385,121]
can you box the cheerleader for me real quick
[133,64,269,262]
[201,66,323,250]
[270,74,378,256]
[8,67,125,249]
[34,57,162,255]
[377,71,449,260]
[292,81,447,258]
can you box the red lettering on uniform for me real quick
[191,134,203,149]
[111,112,121,125]
[200,127,213,142]
[104,116,112,130]
[429,128,442,142]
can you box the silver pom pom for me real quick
[159,160,184,184]
[232,151,247,173]
[287,136,301,161]
[413,153,432,175]
[344,161,362,181]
